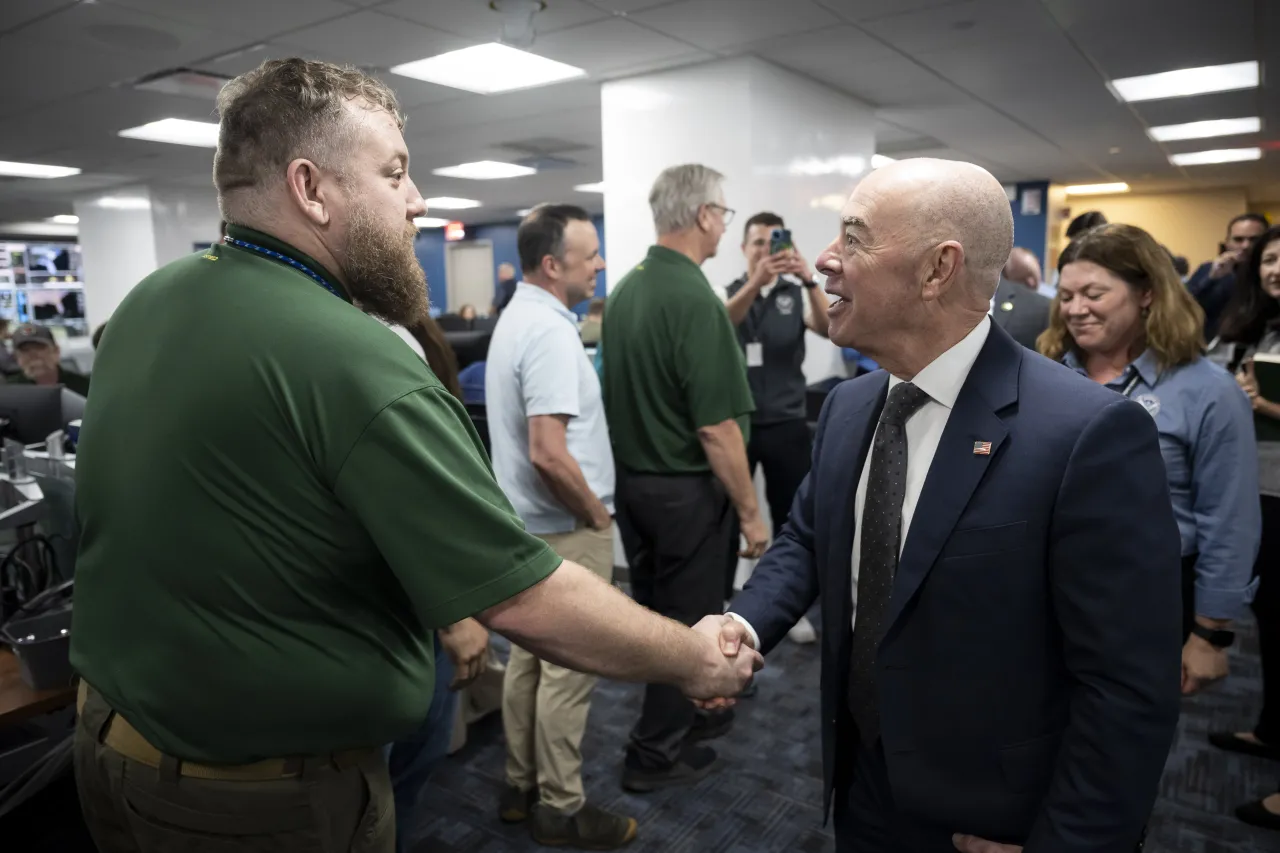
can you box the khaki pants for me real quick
[74,686,394,852]
[502,523,614,813]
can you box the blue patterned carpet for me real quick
[409,611,1278,853]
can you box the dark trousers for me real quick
[616,467,733,771]
[74,687,393,852]
[387,631,457,853]
[724,417,813,599]
[1254,495,1280,744]
[833,740,958,852]
[1182,552,1198,642]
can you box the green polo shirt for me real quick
[602,245,753,474]
[70,225,561,763]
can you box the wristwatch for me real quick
[803,278,818,290]
[1190,623,1235,648]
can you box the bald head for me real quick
[854,158,1014,299]
[1003,247,1042,290]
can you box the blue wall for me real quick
[415,215,607,318]
[1010,181,1049,275]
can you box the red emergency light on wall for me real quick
[444,221,466,242]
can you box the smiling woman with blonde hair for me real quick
[1039,222,1260,697]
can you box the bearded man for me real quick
[69,58,761,853]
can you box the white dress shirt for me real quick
[729,317,992,646]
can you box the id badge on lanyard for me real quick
[746,341,763,368]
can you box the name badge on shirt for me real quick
[746,342,764,368]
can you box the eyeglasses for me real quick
[705,203,735,226]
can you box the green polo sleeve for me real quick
[678,299,755,430]
[334,385,562,628]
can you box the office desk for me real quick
[0,648,75,727]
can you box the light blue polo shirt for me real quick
[485,283,615,535]
[1063,349,1260,619]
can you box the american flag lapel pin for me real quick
[973,441,992,456]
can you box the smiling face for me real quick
[557,218,606,306]
[1057,259,1151,358]
[1259,237,1280,301]
[814,184,919,351]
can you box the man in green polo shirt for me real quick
[603,164,767,793]
[70,59,761,853]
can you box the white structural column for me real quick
[74,185,223,330]
[601,55,877,384]
[601,57,878,576]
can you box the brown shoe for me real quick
[498,784,538,823]
[530,802,638,849]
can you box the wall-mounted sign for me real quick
[445,221,466,242]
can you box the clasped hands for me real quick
[682,615,762,707]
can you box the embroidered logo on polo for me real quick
[1135,394,1161,417]
[775,293,795,315]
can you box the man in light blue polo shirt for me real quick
[485,204,636,850]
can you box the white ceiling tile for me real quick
[378,0,609,39]
[859,0,1032,55]
[759,25,963,107]
[812,0,981,23]
[1,0,71,33]
[1045,0,1252,82]
[274,10,469,67]
[629,0,839,51]
[533,17,705,75]
[104,0,354,40]
[586,0,681,12]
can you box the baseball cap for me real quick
[12,324,56,348]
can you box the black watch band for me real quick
[803,278,817,290]
[1190,623,1234,648]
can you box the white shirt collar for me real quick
[513,281,577,324]
[886,316,991,410]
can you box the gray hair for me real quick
[648,164,725,235]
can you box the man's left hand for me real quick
[1182,633,1229,694]
[788,250,815,283]
[439,617,490,690]
[953,834,1021,853]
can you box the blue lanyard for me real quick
[1119,369,1143,398]
[223,237,343,300]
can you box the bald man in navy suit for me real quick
[699,159,1181,853]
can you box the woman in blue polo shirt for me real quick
[1039,223,1260,695]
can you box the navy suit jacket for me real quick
[731,323,1182,852]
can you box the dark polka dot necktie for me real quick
[847,381,932,745]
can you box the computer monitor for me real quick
[0,385,65,445]
[445,329,492,370]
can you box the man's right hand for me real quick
[680,615,763,703]
[1209,249,1241,279]
[739,511,769,559]
[747,252,792,291]
[689,615,758,710]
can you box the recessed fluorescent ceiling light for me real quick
[390,43,585,95]
[516,208,534,217]
[432,160,536,180]
[95,196,151,210]
[1063,182,1130,195]
[1147,117,1261,142]
[574,182,605,193]
[413,217,450,228]
[47,215,79,224]
[118,118,220,147]
[0,160,81,179]
[1169,147,1262,166]
[424,197,481,210]
[1109,61,1258,103]
[871,154,896,169]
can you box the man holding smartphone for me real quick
[723,213,830,642]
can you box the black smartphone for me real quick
[769,228,793,255]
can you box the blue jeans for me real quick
[387,633,458,853]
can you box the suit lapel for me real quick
[992,280,1016,331]
[885,325,1022,632]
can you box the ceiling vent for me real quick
[133,68,231,100]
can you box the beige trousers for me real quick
[502,523,614,813]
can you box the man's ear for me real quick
[284,159,331,227]
[921,241,964,302]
